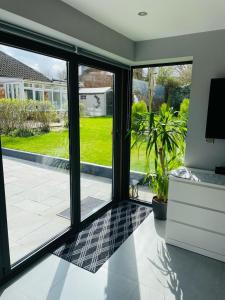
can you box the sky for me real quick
[0,44,67,80]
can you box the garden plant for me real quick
[130,100,188,218]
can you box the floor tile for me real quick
[0,287,29,300]
[6,255,70,299]
[129,283,164,300]
[44,265,135,300]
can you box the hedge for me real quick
[0,98,57,135]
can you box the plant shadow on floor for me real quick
[147,237,225,300]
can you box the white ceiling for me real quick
[62,0,225,41]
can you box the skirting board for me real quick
[166,238,225,263]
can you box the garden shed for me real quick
[79,87,113,116]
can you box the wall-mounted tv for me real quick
[205,78,225,139]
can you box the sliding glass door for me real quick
[0,44,71,265]
[0,30,128,283]
[78,64,115,220]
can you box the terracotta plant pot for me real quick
[152,196,167,220]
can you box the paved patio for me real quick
[2,156,152,264]
[2,157,111,264]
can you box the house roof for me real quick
[79,87,112,94]
[0,51,51,82]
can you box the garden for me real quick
[0,64,192,219]
[0,96,189,174]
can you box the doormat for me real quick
[53,202,152,273]
[57,197,106,220]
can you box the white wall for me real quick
[135,30,225,170]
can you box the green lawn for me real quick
[1,117,150,172]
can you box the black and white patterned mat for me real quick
[53,202,152,273]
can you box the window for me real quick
[24,89,33,100]
[130,63,192,202]
[34,83,43,88]
[62,92,68,111]
[53,91,61,110]
[24,82,33,88]
[44,90,52,102]
[35,90,43,101]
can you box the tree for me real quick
[147,67,156,112]
[175,65,192,85]
[131,103,187,202]
[133,68,145,81]
[156,67,179,106]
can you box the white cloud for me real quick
[30,63,40,72]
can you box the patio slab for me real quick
[2,156,112,264]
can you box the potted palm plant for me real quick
[131,103,187,220]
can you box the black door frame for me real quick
[77,55,131,205]
[0,31,130,285]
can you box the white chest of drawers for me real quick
[166,168,225,262]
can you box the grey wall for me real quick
[135,30,225,170]
[0,0,134,61]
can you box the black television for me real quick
[205,78,225,139]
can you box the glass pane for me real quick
[24,89,33,100]
[0,44,70,264]
[53,91,61,110]
[79,65,114,220]
[24,82,33,88]
[130,64,192,202]
[35,90,43,101]
[44,90,52,102]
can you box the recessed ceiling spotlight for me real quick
[138,11,148,16]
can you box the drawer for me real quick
[166,220,225,256]
[167,201,225,235]
[169,180,225,212]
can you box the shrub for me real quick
[0,98,56,135]
[33,101,57,132]
[131,100,147,131]
[0,99,32,134]
[179,98,190,127]
[171,85,191,110]
[62,103,86,128]
[63,112,69,128]
[132,100,148,115]
[179,98,189,116]
[9,128,35,137]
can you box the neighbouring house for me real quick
[0,51,113,116]
[79,67,113,88]
[0,50,68,111]
[79,87,113,116]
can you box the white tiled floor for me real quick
[1,212,225,300]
